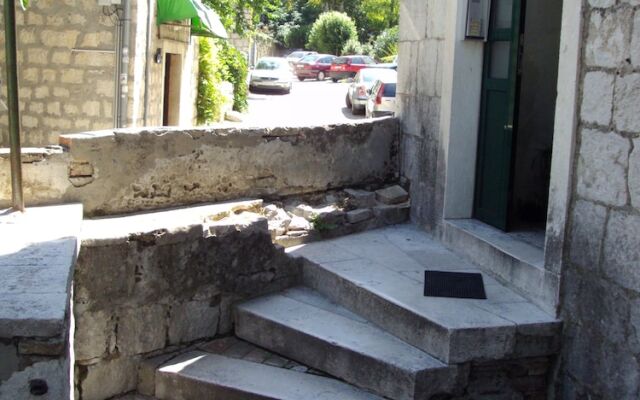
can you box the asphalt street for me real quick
[242,78,366,126]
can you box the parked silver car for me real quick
[345,68,397,114]
[366,74,398,118]
[249,57,293,94]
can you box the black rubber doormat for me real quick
[424,271,487,299]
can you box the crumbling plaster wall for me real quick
[0,120,399,216]
[0,0,117,146]
[73,205,301,400]
[559,1,640,398]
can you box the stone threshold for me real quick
[442,219,559,315]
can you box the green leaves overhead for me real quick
[20,0,30,10]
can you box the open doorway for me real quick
[163,53,182,126]
[473,0,563,234]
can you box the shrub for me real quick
[196,38,227,124]
[284,25,309,49]
[341,38,363,55]
[218,41,249,112]
[372,26,398,61]
[307,11,358,55]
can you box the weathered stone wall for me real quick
[559,1,640,398]
[0,120,399,216]
[397,0,446,230]
[73,203,301,400]
[0,0,118,146]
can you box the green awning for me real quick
[157,0,228,39]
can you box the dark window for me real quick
[382,83,396,97]
[352,57,364,64]
[334,57,348,65]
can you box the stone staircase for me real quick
[140,225,561,400]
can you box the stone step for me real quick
[290,226,561,364]
[235,287,462,400]
[154,351,382,400]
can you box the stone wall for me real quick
[0,0,118,146]
[397,0,446,230]
[73,202,301,400]
[0,119,399,216]
[559,1,640,398]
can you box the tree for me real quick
[307,11,357,55]
[202,0,283,35]
[372,26,398,60]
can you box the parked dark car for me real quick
[294,54,336,81]
[328,55,377,82]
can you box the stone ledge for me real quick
[0,204,82,338]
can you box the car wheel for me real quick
[317,71,325,81]
[331,78,338,83]
[351,102,361,115]
[297,76,305,82]
[345,93,352,108]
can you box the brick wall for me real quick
[559,1,640,398]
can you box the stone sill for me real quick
[0,203,82,338]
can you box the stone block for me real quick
[581,71,614,126]
[118,304,166,356]
[80,356,138,400]
[399,0,427,41]
[344,188,376,208]
[74,309,115,361]
[613,73,640,133]
[373,203,410,225]
[18,336,65,356]
[630,139,640,209]
[585,7,633,68]
[376,185,409,205]
[168,301,219,345]
[0,342,19,382]
[632,10,640,67]
[588,0,615,6]
[60,69,84,84]
[569,200,607,270]
[576,129,629,206]
[346,209,373,224]
[603,210,640,292]
[289,215,312,231]
[41,29,79,48]
[291,204,314,219]
[138,352,177,397]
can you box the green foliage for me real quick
[309,214,336,232]
[341,38,362,55]
[307,11,357,55]
[217,41,248,112]
[20,0,30,9]
[304,0,398,43]
[197,38,227,125]
[202,0,283,35]
[372,26,398,60]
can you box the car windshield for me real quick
[256,59,286,70]
[300,55,321,62]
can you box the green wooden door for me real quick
[474,0,523,231]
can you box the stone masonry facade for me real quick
[397,0,446,230]
[0,0,117,146]
[560,1,640,398]
[74,206,301,400]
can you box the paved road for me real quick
[243,78,365,127]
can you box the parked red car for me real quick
[294,54,336,81]
[328,55,377,82]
